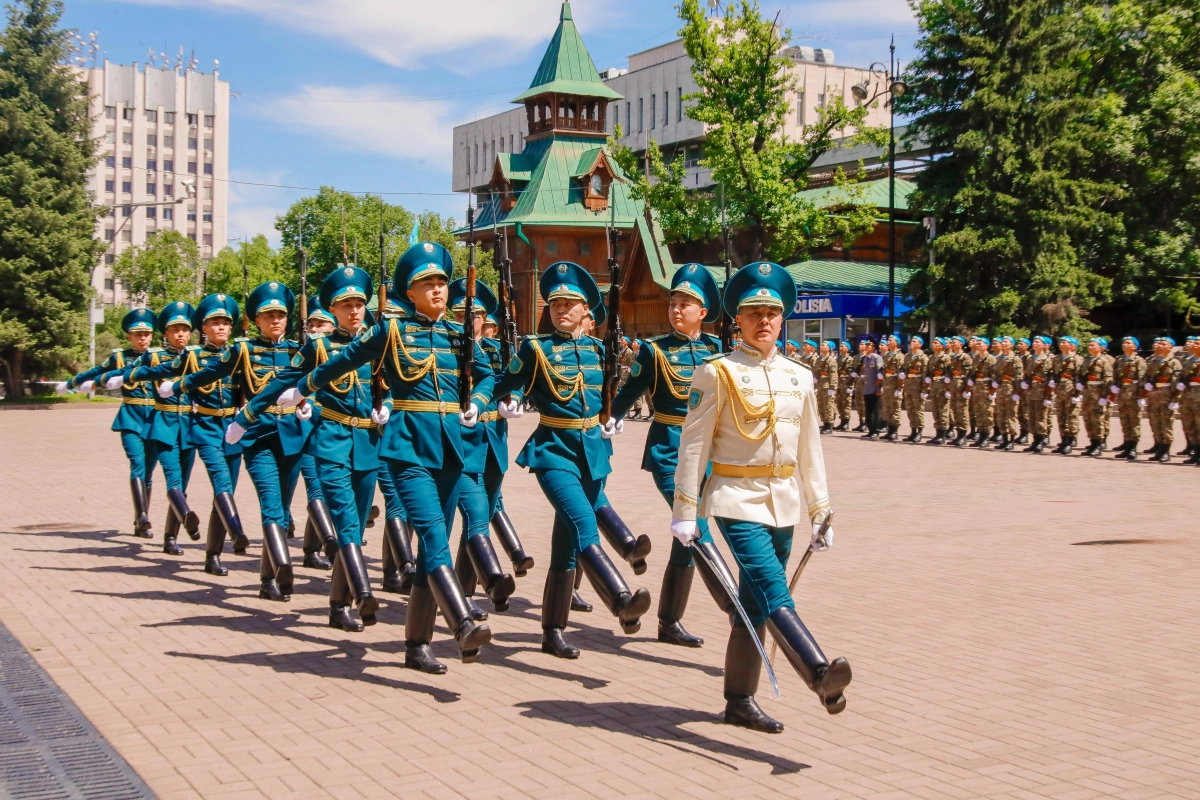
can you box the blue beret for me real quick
[1122,336,1139,348]
[909,335,924,346]
[804,339,818,349]
[1017,337,1030,346]
[977,336,990,346]
[1156,336,1176,346]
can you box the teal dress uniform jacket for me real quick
[70,347,161,436]
[462,336,509,473]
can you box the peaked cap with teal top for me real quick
[395,241,454,295]
[246,281,295,320]
[448,278,498,317]
[670,263,720,315]
[721,261,796,319]
[122,307,157,334]
[320,265,374,311]
[193,293,240,330]
[157,300,195,332]
[540,261,600,308]
[591,291,608,329]
[305,295,335,324]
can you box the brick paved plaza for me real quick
[0,405,1197,799]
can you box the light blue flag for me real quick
[408,218,419,246]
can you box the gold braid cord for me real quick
[188,350,222,396]
[531,342,584,402]
[315,338,361,395]
[236,342,275,397]
[714,359,777,442]
[384,319,438,385]
[651,343,693,400]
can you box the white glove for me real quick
[1097,397,1108,407]
[924,377,931,384]
[847,388,854,395]
[1138,398,1147,408]
[899,372,907,380]
[497,398,523,419]
[371,406,390,426]
[294,401,312,421]
[459,403,479,428]
[55,381,70,395]
[1177,382,1186,392]
[1075,382,1084,391]
[1048,380,1057,388]
[225,420,245,444]
[157,381,176,398]
[967,379,975,387]
[827,389,835,396]
[1043,399,1052,407]
[944,391,951,398]
[992,380,1000,389]
[850,371,858,378]
[1110,384,1120,394]
[963,391,971,399]
[1071,395,1081,404]
[943,376,951,383]
[276,387,303,410]
[1144,382,1154,392]
[601,418,624,439]
[105,375,124,390]
[894,389,902,397]
[811,513,834,552]
[1020,381,1029,390]
[670,519,699,547]
[1012,393,1020,402]
[920,393,927,400]
[1169,402,1179,411]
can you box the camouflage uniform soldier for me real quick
[835,341,853,431]
[801,339,818,369]
[1180,336,1200,464]
[925,337,953,444]
[992,336,1024,450]
[1142,336,1183,462]
[901,336,929,442]
[815,340,839,434]
[968,336,997,448]
[1020,336,1055,453]
[1050,336,1085,454]
[881,335,904,440]
[1015,338,1033,443]
[1078,337,1114,456]
[947,336,973,446]
[1111,336,1146,461]
[852,339,868,431]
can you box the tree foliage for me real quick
[0,0,105,395]
[204,234,291,307]
[111,230,202,310]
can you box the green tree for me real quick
[204,234,292,311]
[899,0,1121,337]
[610,0,886,264]
[111,230,202,309]
[0,0,105,397]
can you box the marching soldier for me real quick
[672,261,849,733]
[925,337,952,444]
[835,341,853,431]
[1050,336,1084,455]
[295,297,338,571]
[1110,336,1146,460]
[993,336,1023,450]
[1021,336,1055,453]
[901,335,928,442]
[238,267,386,631]
[880,335,903,441]
[1015,337,1033,443]
[491,262,653,660]
[852,338,868,432]
[1079,337,1114,456]
[814,340,839,434]
[1180,336,1200,465]
[1141,336,1182,463]
[58,308,160,539]
[948,336,972,446]
[611,264,738,649]
[968,336,997,448]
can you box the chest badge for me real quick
[669,354,678,363]
[404,335,415,343]
[553,353,562,363]
[741,375,751,384]
[791,377,798,385]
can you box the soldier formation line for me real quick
[59,245,849,735]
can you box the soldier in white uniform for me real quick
[671,261,851,734]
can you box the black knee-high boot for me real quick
[130,478,153,537]
[576,544,652,635]
[259,523,292,601]
[203,503,228,576]
[465,535,516,612]
[723,625,783,733]
[340,543,379,626]
[595,506,651,575]
[162,506,184,556]
[657,564,702,647]
[426,564,492,662]
[490,508,534,576]
[302,500,334,570]
[571,566,592,612]
[404,584,445,674]
[767,607,852,714]
[213,492,248,555]
[328,552,363,632]
[165,488,200,540]
[381,517,416,595]
[541,569,579,659]
[453,536,487,621]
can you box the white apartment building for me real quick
[79,60,229,306]
[453,39,892,194]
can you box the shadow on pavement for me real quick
[516,700,809,775]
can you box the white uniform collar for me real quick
[737,342,778,361]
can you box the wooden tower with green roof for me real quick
[458,1,676,336]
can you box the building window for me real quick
[579,240,591,257]
[509,135,513,152]
[187,233,196,241]
[187,210,196,221]
[145,109,157,123]
[545,240,558,254]
[121,229,131,241]
[164,183,173,196]
[625,102,631,134]
[146,183,156,194]
[187,161,197,173]
[204,115,214,128]
[614,103,619,130]
[164,112,175,124]
[797,93,805,124]
[164,136,174,148]
[203,186,212,199]
[678,88,683,121]
[121,181,131,193]
[122,107,134,120]
[638,98,643,131]
[187,113,198,125]
[464,146,470,178]
[145,206,156,219]
[104,180,114,192]
[203,233,213,246]
[121,157,132,168]
[146,134,156,146]
[103,258,114,269]
[474,144,478,173]
[163,160,173,173]
[104,229,114,241]
[121,205,132,216]
[664,91,669,125]
[121,132,132,144]
[203,138,212,150]
[203,162,212,175]
[203,211,212,222]
[817,93,825,109]
[146,160,156,172]
[650,95,656,130]
[104,131,115,144]
[104,105,116,119]
[188,137,197,150]
[162,207,173,220]
[105,155,115,168]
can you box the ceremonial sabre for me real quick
[769,511,834,662]
[691,542,780,697]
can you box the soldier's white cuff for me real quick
[672,486,699,520]
[807,496,831,521]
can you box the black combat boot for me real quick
[768,607,852,714]
[1016,430,1030,445]
[836,418,850,432]
[337,543,379,627]
[302,500,334,570]
[657,563,703,648]
[1098,440,1108,452]
[258,522,292,601]
[999,434,1014,451]
[571,567,592,612]
[1154,443,1171,463]
[203,504,228,576]
[911,430,923,444]
[928,429,944,445]
[1175,444,1194,458]
[691,540,737,617]
[213,492,248,555]
[465,535,516,612]
[381,517,416,594]
[1087,439,1103,457]
[819,422,832,435]
[883,425,899,441]
[577,544,652,635]
[903,429,917,443]
[967,426,977,440]
[427,564,492,662]
[162,507,184,556]
[989,429,1002,443]
[852,422,866,433]
[1030,434,1047,454]
[952,429,966,447]
[595,505,652,575]
[863,426,879,439]
[165,488,200,541]
[1184,448,1200,465]
[540,569,580,659]
[130,478,153,538]
[1060,435,1075,455]
[328,552,363,633]
[723,625,783,733]
[978,429,992,449]
[1122,440,1138,461]
[453,537,487,622]
[491,507,535,577]
[1142,442,1159,453]
[969,429,985,448]
[404,584,446,674]
[1113,440,1132,456]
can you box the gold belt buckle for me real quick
[771,463,783,478]
[350,417,360,428]
[438,400,447,415]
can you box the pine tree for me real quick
[0,0,104,397]
[900,0,1121,337]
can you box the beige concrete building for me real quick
[79,60,229,307]
[453,39,892,194]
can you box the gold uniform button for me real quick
[350,417,360,428]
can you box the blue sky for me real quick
[61,0,919,248]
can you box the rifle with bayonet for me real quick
[297,244,308,347]
[458,204,477,412]
[373,202,387,412]
[719,182,735,352]
[601,205,622,424]
[494,210,518,368]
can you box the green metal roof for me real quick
[797,176,918,213]
[496,152,533,183]
[653,258,917,295]
[512,2,623,103]
[572,147,603,178]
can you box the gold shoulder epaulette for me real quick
[702,352,725,363]
[233,337,249,342]
[308,332,327,340]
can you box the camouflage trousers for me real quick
[1116,387,1141,443]
[837,381,853,421]
[1148,388,1175,446]
[950,380,970,431]
[1081,385,1110,444]
[1054,392,1081,437]
[931,378,952,431]
[1024,384,1051,436]
[970,386,995,432]
[994,381,1019,436]
[1181,387,1200,445]
[903,381,925,432]
[854,378,866,426]
[817,384,838,424]
[882,379,903,426]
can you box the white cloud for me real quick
[226,168,296,246]
[109,0,597,70]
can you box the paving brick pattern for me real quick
[0,406,1197,798]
